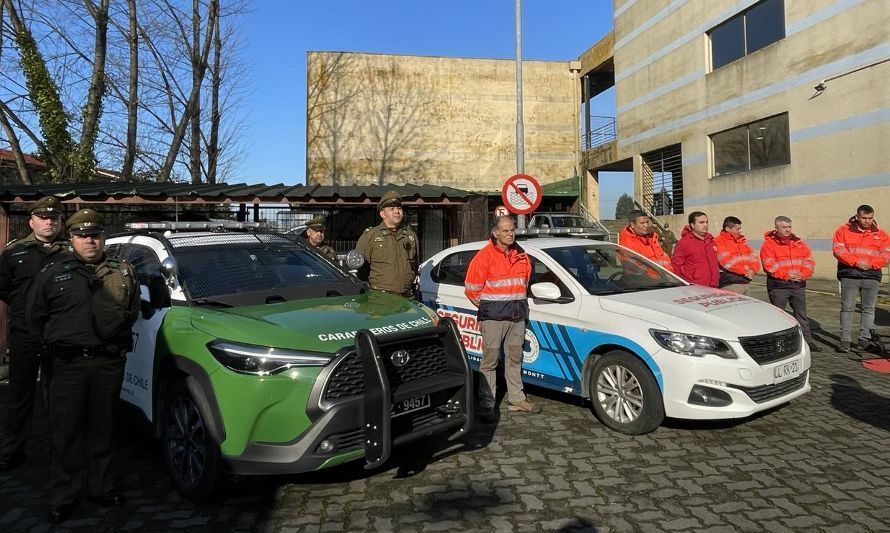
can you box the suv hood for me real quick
[598,285,798,339]
[189,291,437,352]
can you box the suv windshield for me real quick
[175,239,354,303]
[543,245,684,295]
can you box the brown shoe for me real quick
[508,400,542,414]
[857,340,879,353]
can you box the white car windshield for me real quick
[542,245,684,295]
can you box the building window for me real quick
[641,144,683,216]
[711,113,790,177]
[709,0,785,70]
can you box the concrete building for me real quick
[306,51,579,194]
[580,0,890,278]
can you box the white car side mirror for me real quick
[530,282,561,300]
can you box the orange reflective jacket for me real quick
[833,217,890,281]
[465,241,531,321]
[760,230,814,284]
[618,226,673,271]
[715,231,760,276]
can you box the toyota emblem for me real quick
[391,350,411,367]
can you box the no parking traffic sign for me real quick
[500,174,542,215]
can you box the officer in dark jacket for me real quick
[28,209,140,523]
[355,191,419,297]
[302,215,338,262]
[0,196,69,471]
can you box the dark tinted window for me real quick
[124,245,161,277]
[713,126,750,176]
[710,0,784,70]
[712,113,790,176]
[749,114,790,169]
[746,0,785,53]
[433,251,477,286]
[176,244,348,300]
[711,16,745,69]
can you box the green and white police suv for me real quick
[106,222,472,501]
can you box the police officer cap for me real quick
[305,215,327,230]
[30,196,62,216]
[66,209,106,235]
[378,190,403,211]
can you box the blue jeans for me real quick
[839,278,879,343]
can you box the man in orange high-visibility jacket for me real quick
[832,204,890,353]
[618,210,673,271]
[760,215,821,352]
[464,215,538,424]
[715,216,760,295]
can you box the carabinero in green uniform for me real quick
[301,215,338,263]
[27,209,140,523]
[0,196,69,471]
[355,191,418,297]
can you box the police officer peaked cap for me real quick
[378,190,403,211]
[66,209,106,235]
[305,215,327,230]
[29,196,62,216]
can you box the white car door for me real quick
[523,249,586,392]
[111,239,171,422]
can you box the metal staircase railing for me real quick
[579,203,613,241]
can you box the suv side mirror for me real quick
[160,257,178,286]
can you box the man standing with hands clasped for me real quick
[832,205,890,353]
[760,216,821,353]
[28,209,140,523]
[464,215,539,424]
[0,196,69,471]
[715,216,760,295]
[356,191,419,298]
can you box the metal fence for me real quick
[582,116,617,150]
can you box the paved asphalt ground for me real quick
[1,279,889,532]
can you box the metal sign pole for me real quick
[514,0,526,228]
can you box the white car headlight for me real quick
[649,329,737,359]
[207,340,333,375]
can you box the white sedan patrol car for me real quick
[419,238,811,434]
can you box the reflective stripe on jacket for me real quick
[760,230,814,289]
[618,226,673,271]
[715,231,760,287]
[832,217,890,281]
[464,240,531,322]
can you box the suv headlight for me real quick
[207,340,333,375]
[649,329,737,359]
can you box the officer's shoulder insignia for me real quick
[363,227,373,233]
[5,238,20,247]
[408,235,415,242]
[40,260,60,273]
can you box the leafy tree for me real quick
[615,193,635,221]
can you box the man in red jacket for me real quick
[618,210,673,271]
[833,204,890,353]
[760,216,821,352]
[465,215,539,423]
[715,216,760,294]
[671,211,718,287]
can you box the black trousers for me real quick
[48,353,125,506]
[2,329,46,458]
[768,287,813,342]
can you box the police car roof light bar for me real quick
[125,221,262,232]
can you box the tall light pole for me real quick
[514,0,526,227]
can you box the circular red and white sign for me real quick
[494,205,510,218]
[501,174,542,215]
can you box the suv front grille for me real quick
[728,371,808,403]
[323,339,450,404]
[738,326,801,365]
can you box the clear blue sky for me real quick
[239,0,631,216]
